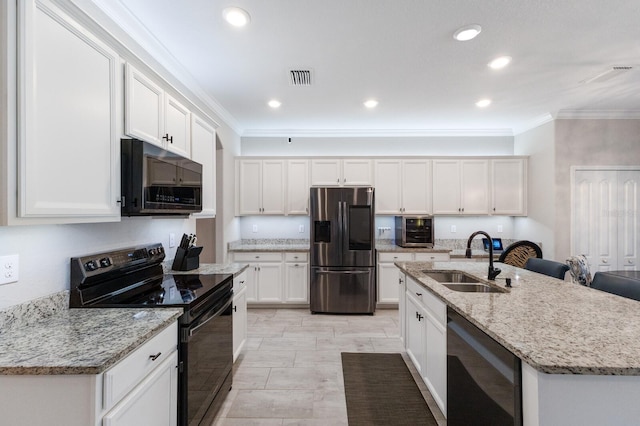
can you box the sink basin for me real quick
[441,283,506,293]
[423,271,480,283]
[423,271,507,293]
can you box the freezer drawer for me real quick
[310,267,376,314]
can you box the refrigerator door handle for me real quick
[341,200,348,252]
[315,270,370,275]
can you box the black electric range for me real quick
[69,243,233,426]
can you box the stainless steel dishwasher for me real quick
[447,307,522,425]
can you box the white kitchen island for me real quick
[396,261,640,426]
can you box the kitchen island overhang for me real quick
[397,261,640,425]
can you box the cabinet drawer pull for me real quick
[415,292,422,296]
[149,352,162,361]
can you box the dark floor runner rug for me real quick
[341,352,438,426]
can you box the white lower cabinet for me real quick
[231,252,309,304]
[377,252,450,305]
[284,253,309,303]
[102,351,178,426]
[0,322,178,426]
[404,276,447,415]
[232,270,248,362]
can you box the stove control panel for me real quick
[72,243,166,276]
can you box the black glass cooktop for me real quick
[96,273,232,308]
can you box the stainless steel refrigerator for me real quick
[310,187,376,314]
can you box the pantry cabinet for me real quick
[236,159,285,215]
[311,158,373,186]
[375,159,431,214]
[191,114,217,217]
[17,0,121,222]
[125,63,191,157]
[432,159,489,215]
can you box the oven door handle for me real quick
[189,298,232,337]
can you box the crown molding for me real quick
[241,128,515,138]
[556,109,640,119]
[85,0,241,133]
[512,113,555,135]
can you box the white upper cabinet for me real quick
[125,63,191,157]
[311,159,373,186]
[286,159,310,215]
[163,94,191,157]
[491,158,527,215]
[190,114,217,218]
[236,159,285,215]
[17,0,120,222]
[124,64,163,146]
[432,159,489,215]
[375,159,431,215]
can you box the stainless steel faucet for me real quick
[466,231,501,280]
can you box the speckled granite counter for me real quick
[397,261,640,375]
[228,239,309,252]
[0,308,182,375]
[165,262,249,277]
[374,240,451,254]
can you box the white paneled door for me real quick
[572,168,640,272]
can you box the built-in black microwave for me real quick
[395,215,434,248]
[121,139,202,216]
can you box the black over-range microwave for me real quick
[121,138,203,216]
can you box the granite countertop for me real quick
[374,240,451,254]
[165,262,249,277]
[0,308,182,375]
[228,239,310,252]
[397,261,640,375]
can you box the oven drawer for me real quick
[103,322,178,410]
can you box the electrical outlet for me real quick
[299,225,305,233]
[497,225,503,233]
[451,225,457,233]
[0,254,19,285]
[252,224,258,233]
[169,233,176,248]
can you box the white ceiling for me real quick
[97,0,640,136]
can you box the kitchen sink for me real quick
[423,271,481,283]
[423,271,507,293]
[441,283,506,293]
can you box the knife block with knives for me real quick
[172,233,202,271]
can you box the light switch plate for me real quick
[450,225,457,233]
[0,254,19,285]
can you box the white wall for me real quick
[554,119,640,262]
[215,123,242,262]
[514,121,556,259]
[241,136,514,156]
[0,218,195,308]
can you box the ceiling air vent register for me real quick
[582,66,634,84]
[289,69,312,86]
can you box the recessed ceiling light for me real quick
[364,99,378,108]
[222,7,251,27]
[488,56,512,70]
[453,24,482,41]
[475,99,492,108]
[268,99,281,108]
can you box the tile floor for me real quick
[213,308,446,425]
